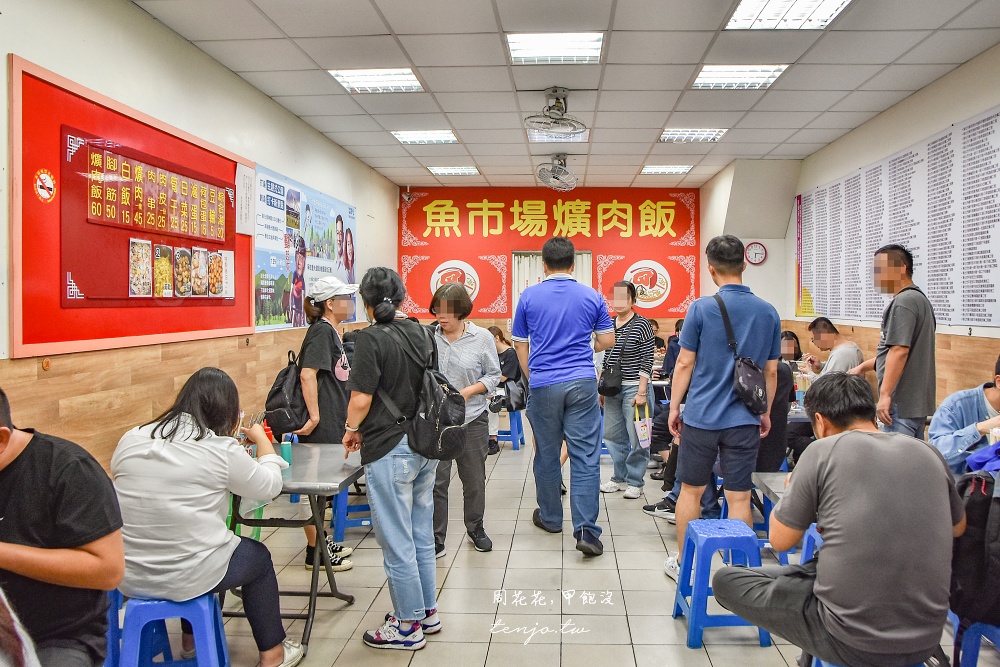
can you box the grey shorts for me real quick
[675,423,760,492]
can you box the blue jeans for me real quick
[880,403,927,440]
[527,378,603,539]
[364,437,438,621]
[603,384,653,488]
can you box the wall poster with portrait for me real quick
[253,164,358,330]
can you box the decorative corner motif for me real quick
[400,255,430,313]
[668,255,696,312]
[401,192,430,247]
[667,192,697,246]
[477,254,509,314]
[596,254,626,306]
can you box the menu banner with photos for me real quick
[398,188,700,318]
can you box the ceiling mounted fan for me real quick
[536,154,579,192]
[523,86,588,136]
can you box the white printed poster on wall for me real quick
[254,165,358,330]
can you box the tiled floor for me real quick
[204,431,991,667]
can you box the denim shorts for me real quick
[675,423,760,492]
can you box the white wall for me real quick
[698,163,735,296]
[783,42,1000,338]
[0,0,400,359]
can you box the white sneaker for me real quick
[623,485,642,499]
[663,553,680,582]
[277,639,305,667]
[600,481,626,493]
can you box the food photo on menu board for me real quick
[128,238,152,298]
[253,164,358,330]
[209,251,224,296]
[174,248,192,297]
[153,244,173,297]
[191,247,209,296]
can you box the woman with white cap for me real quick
[293,275,358,572]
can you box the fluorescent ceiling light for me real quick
[659,128,728,143]
[692,65,788,90]
[527,128,591,143]
[507,33,604,65]
[641,165,693,175]
[329,68,423,93]
[391,130,458,145]
[727,0,854,29]
[428,166,480,176]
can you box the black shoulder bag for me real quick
[713,294,768,416]
[598,316,637,397]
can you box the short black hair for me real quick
[0,388,14,430]
[649,319,659,331]
[612,280,637,303]
[781,330,803,361]
[429,282,474,320]
[706,235,745,276]
[675,318,684,333]
[995,354,1000,378]
[360,267,407,324]
[803,373,877,429]
[147,367,241,441]
[808,317,839,335]
[542,237,575,271]
[875,244,913,276]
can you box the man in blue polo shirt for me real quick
[512,238,615,556]
[664,235,781,580]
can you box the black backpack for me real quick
[264,351,309,437]
[950,470,1000,664]
[376,323,467,461]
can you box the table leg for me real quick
[301,494,355,652]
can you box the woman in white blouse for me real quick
[112,368,302,667]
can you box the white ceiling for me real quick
[133,0,1000,188]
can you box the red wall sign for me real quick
[10,57,253,357]
[398,188,700,319]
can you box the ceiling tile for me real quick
[399,34,507,67]
[273,95,365,116]
[805,111,878,129]
[478,165,534,175]
[898,29,1000,64]
[238,70,344,96]
[374,0,498,34]
[322,130,400,146]
[860,64,958,90]
[586,165,641,175]
[417,67,514,93]
[833,0,977,30]
[341,144,412,157]
[436,176,490,185]
[590,128,660,143]
[251,0,388,37]
[709,143,776,156]
[352,92,441,115]
[594,111,670,128]
[648,142,715,155]
[597,90,682,112]
[455,129,527,143]
[371,113,451,130]
[632,175,686,187]
[463,143,531,156]
[195,38,315,72]
[583,177,634,186]
[800,31,932,64]
[519,90,598,112]
[414,156,477,167]
[688,165,724,175]
[613,0,733,30]
[352,156,422,168]
[736,111,821,128]
[753,90,847,112]
[697,155,738,166]
[588,143,650,154]
[587,154,654,165]
[829,89,913,111]
[680,176,709,186]
[473,155,532,166]
[497,0,614,31]
[770,64,884,90]
[376,167,438,178]
[485,175,539,185]
[294,36,409,68]
[135,0,282,40]
[301,114,384,132]
[766,143,827,157]
[947,1,1000,29]
[606,31,715,64]
[511,65,603,91]
[787,127,851,143]
[704,31,821,65]
[664,111,745,127]
[447,112,523,130]
[435,92,519,113]
[719,128,798,143]
[406,144,474,157]
[601,65,696,91]
[530,143,590,156]
[674,90,765,112]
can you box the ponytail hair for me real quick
[0,596,25,667]
[359,267,407,324]
[487,326,511,346]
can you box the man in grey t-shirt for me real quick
[850,245,937,439]
[803,317,864,375]
[713,373,965,667]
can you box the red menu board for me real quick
[10,56,253,357]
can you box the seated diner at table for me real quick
[111,367,302,667]
[928,353,1000,473]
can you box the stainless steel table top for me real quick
[752,472,788,505]
[280,443,364,495]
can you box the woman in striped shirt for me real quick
[599,281,656,499]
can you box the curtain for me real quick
[511,251,593,317]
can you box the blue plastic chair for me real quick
[497,410,525,451]
[119,594,229,667]
[672,519,773,649]
[800,523,824,562]
[105,590,173,667]
[948,611,1000,667]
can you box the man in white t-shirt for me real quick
[803,317,864,375]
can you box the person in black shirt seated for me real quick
[650,319,667,353]
[756,358,795,472]
[0,387,124,667]
[486,326,522,455]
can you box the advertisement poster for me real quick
[254,165,358,329]
[398,188,699,318]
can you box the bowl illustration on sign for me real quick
[430,260,480,300]
[623,260,671,308]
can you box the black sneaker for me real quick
[304,546,353,572]
[435,542,447,559]
[642,497,676,521]
[532,508,562,533]
[575,530,604,557]
[467,528,493,552]
[487,439,500,456]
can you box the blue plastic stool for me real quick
[330,488,372,542]
[719,490,789,566]
[105,591,173,667]
[497,410,526,451]
[119,594,230,667]
[948,610,1000,667]
[800,523,824,562]
[672,519,773,649]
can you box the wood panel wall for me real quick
[1,317,994,468]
